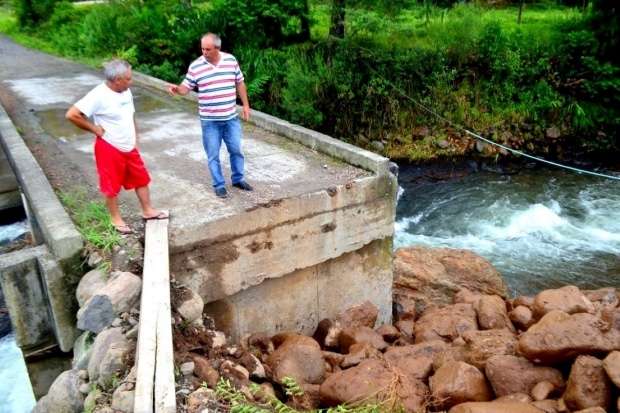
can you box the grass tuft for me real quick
[58,190,121,252]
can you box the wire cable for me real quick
[359,55,620,181]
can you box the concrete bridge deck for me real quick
[0,36,396,343]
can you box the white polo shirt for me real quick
[75,83,136,152]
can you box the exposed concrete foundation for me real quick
[205,238,393,341]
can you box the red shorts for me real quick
[94,137,151,197]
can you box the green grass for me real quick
[309,1,586,49]
[58,190,122,253]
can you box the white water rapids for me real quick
[395,167,620,296]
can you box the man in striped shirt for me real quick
[168,33,252,198]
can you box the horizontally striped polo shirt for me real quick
[182,52,244,121]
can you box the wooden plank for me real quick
[134,218,169,413]
[153,219,176,412]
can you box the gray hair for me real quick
[201,33,222,49]
[103,59,131,81]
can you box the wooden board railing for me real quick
[134,217,176,413]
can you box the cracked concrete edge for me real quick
[132,71,391,176]
[0,101,83,261]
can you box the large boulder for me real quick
[518,311,620,363]
[174,287,204,325]
[384,340,448,381]
[33,370,84,413]
[76,295,116,334]
[338,326,388,353]
[335,300,379,329]
[533,286,594,318]
[429,361,492,410]
[72,331,95,370]
[87,327,132,387]
[484,355,564,397]
[77,272,141,333]
[603,351,620,388]
[266,334,325,385]
[462,329,517,369]
[475,295,515,332]
[448,401,545,413]
[563,355,612,411]
[97,271,141,314]
[319,359,428,412]
[393,247,507,315]
[76,268,107,307]
[415,303,478,343]
[384,340,449,380]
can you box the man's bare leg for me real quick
[105,196,125,227]
[135,185,165,218]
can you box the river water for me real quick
[395,165,620,296]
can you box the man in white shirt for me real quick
[66,59,168,234]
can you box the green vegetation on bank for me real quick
[58,190,121,253]
[1,0,618,162]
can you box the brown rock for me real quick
[322,351,344,371]
[376,324,401,342]
[583,288,618,307]
[341,343,382,368]
[449,401,545,413]
[462,329,517,369]
[290,383,321,411]
[563,355,612,411]
[186,387,216,412]
[385,340,448,371]
[533,286,594,318]
[572,408,606,413]
[518,311,620,363]
[495,393,532,403]
[393,247,507,316]
[433,344,468,371]
[338,326,388,353]
[430,361,492,410]
[510,306,534,330]
[247,332,274,354]
[476,295,515,332]
[192,355,220,389]
[513,295,535,309]
[319,359,429,412]
[335,300,378,329]
[485,355,564,397]
[603,350,620,388]
[415,303,478,343]
[531,381,556,401]
[395,319,415,341]
[454,288,482,306]
[532,399,559,413]
[266,334,325,385]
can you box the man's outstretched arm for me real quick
[167,84,191,96]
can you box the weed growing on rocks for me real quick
[58,190,121,252]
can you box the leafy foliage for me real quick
[1,0,619,160]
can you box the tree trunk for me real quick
[329,0,346,38]
[517,0,524,24]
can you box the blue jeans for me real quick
[200,117,245,189]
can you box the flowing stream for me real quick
[395,165,620,296]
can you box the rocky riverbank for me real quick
[32,246,620,412]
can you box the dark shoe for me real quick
[233,181,253,191]
[215,187,228,198]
